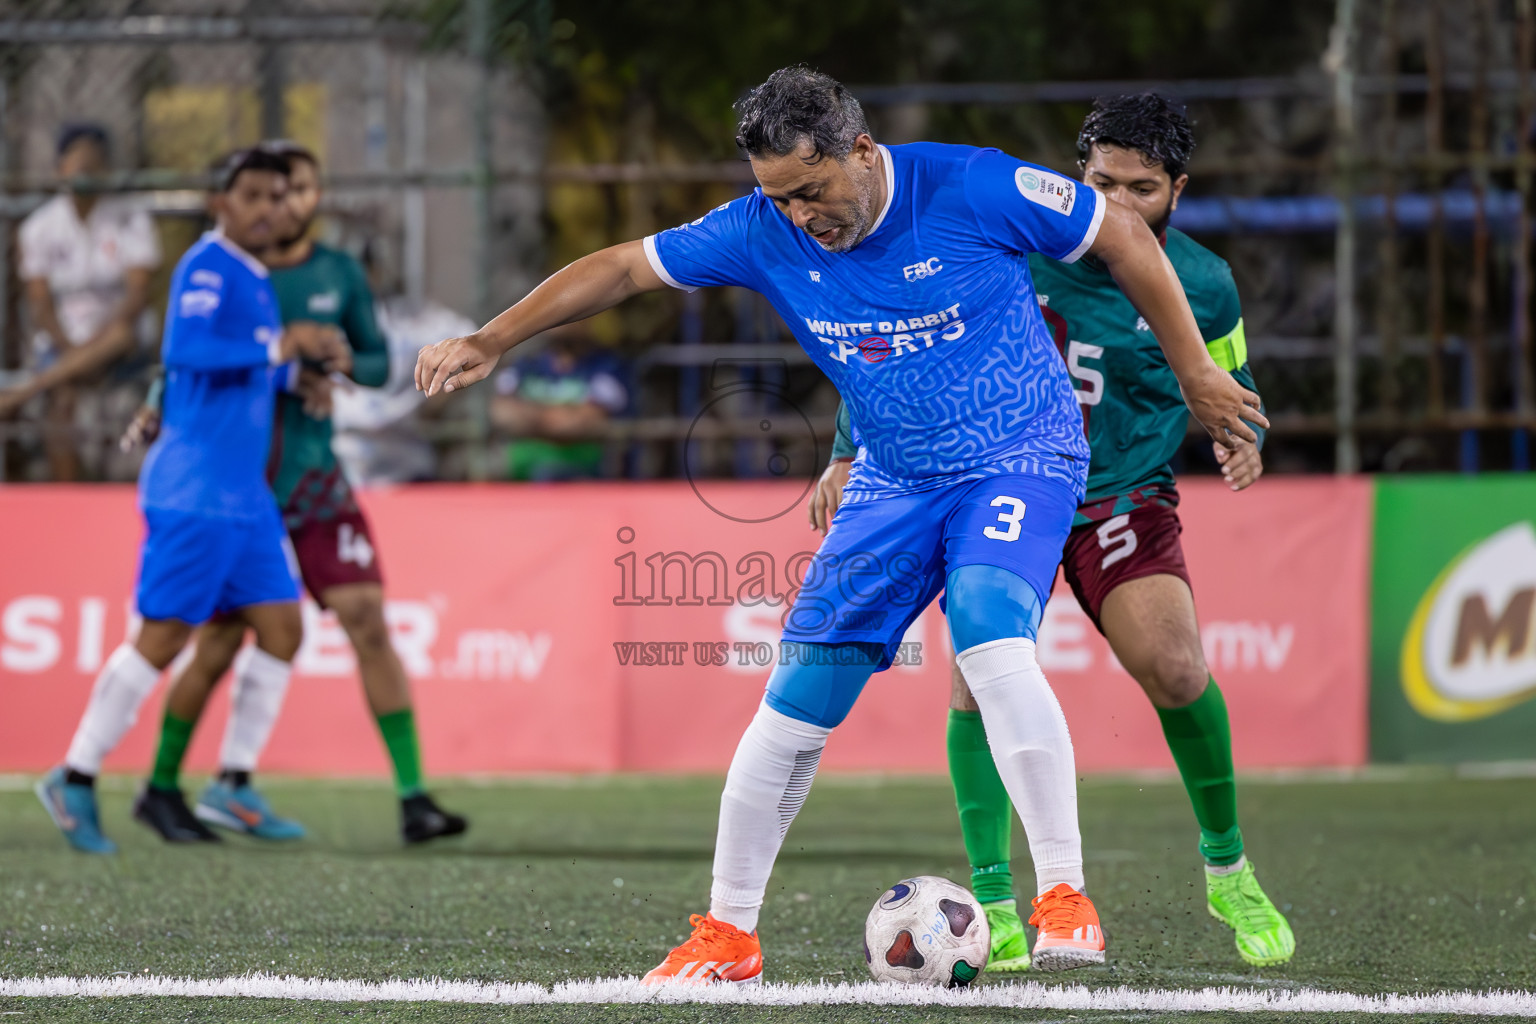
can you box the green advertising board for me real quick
[1371,476,1536,762]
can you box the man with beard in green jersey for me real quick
[811,94,1293,971]
[133,142,467,845]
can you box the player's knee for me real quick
[330,588,390,656]
[134,619,195,670]
[251,607,303,663]
[1141,649,1209,708]
[195,618,246,671]
[945,564,1043,654]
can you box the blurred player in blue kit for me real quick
[414,66,1266,983]
[35,148,350,854]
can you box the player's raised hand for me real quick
[415,333,501,396]
[1214,440,1263,491]
[808,459,852,535]
[1180,364,1268,449]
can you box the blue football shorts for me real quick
[135,504,300,624]
[781,471,1078,667]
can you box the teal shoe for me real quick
[195,780,306,840]
[35,766,116,854]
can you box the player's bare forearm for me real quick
[1087,201,1268,446]
[416,240,665,396]
[1089,204,1206,379]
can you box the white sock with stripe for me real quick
[708,701,832,934]
[957,636,1086,896]
[65,644,163,776]
[217,647,294,773]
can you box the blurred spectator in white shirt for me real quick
[1,124,161,479]
[331,296,478,485]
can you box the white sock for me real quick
[1206,855,1248,877]
[65,644,163,776]
[708,701,832,934]
[957,637,1086,896]
[218,646,294,773]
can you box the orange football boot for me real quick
[642,913,763,986]
[1028,883,1107,972]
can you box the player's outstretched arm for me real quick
[416,240,665,397]
[1087,202,1269,448]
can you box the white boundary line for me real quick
[0,974,1533,1015]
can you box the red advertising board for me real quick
[0,478,1371,776]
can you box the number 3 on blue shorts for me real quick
[983,495,1027,541]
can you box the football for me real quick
[863,875,990,987]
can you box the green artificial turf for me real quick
[1,772,1533,1022]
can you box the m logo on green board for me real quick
[1401,522,1536,722]
[1371,477,1536,763]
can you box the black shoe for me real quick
[133,785,222,843]
[401,793,468,844]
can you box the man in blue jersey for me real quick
[35,148,350,853]
[414,66,1266,982]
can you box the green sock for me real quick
[1156,678,1244,866]
[946,708,1015,903]
[149,712,196,792]
[375,709,425,799]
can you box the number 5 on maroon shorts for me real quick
[1059,500,1192,634]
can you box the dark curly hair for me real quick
[734,65,870,161]
[1076,93,1196,180]
[210,147,291,192]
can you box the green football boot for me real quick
[1206,860,1295,967]
[982,900,1031,973]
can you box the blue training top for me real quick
[646,141,1103,501]
[139,231,286,521]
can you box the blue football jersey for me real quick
[646,142,1102,501]
[138,231,286,520]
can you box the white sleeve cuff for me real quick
[1061,188,1107,264]
[642,235,697,293]
[267,335,286,365]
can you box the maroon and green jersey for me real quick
[266,242,388,523]
[833,227,1261,526]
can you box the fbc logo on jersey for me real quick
[903,257,943,282]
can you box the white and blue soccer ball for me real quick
[863,875,989,987]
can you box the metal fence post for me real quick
[1331,0,1360,474]
[466,0,494,482]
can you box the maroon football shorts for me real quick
[1059,499,1192,633]
[286,505,384,605]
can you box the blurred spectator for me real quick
[1,124,161,480]
[331,295,478,485]
[491,326,629,481]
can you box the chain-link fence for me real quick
[1,0,1531,482]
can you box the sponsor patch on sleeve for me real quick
[178,288,221,318]
[1014,167,1078,217]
